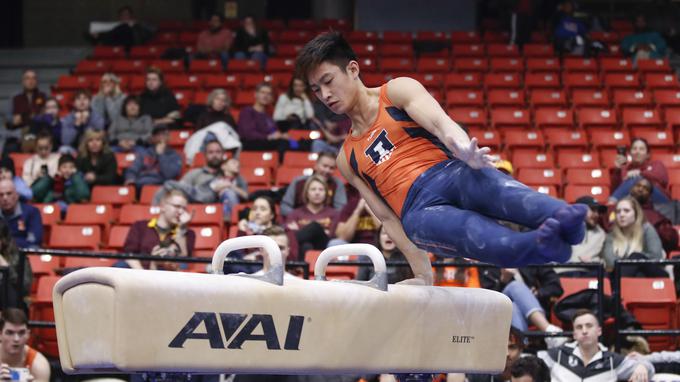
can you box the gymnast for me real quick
[295,32,588,285]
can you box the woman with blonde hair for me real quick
[75,129,118,186]
[92,73,126,127]
[601,196,666,277]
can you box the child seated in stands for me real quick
[31,154,90,212]
[210,157,248,217]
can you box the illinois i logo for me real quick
[365,130,395,165]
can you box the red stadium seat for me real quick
[563,184,609,203]
[530,89,568,108]
[54,75,91,91]
[511,149,555,169]
[637,58,671,74]
[565,168,611,185]
[92,46,125,59]
[630,127,674,149]
[380,43,413,57]
[202,74,240,91]
[612,89,653,109]
[451,31,481,44]
[9,148,32,172]
[63,256,115,269]
[118,205,160,225]
[578,108,618,129]
[490,108,531,130]
[453,58,489,73]
[346,31,379,43]
[644,73,680,90]
[522,44,554,57]
[452,44,485,57]
[487,89,525,107]
[558,150,601,169]
[446,89,484,108]
[524,72,560,90]
[468,128,501,150]
[490,58,524,73]
[534,108,574,129]
[140,185,162,204]
[165,74,202,90]
[239,151,279,170]
[504,130,545,149]
[601,57,634,73]
[517,168,562,187]
[563,72,600,92]
[383,31,414,44]
[227,59,261,72]
[621,277,677,351]
[484,73,521,89]
[564,57,599,72]
[150,59,185,74]
[187,204,224,230]
[544,128,588,149]
[571,89,610,109]
[129,45,163,59]
[448,107,487,129]
[74,60,111,75]
[622,108,663,129]
[444,73,482,89]
[589,129,631,148]
[486,44,518,57]
[525,57,560,72]
[282,152,320,168]
[653,89,680,109]
[90,185,136,206]
[650,152,680,169]
[48,225,101,250]
[191,226,222,250]
[276,167,312,187]
[416,58,450,73]
[381,58,414,72]
[189,59,222,73]
[483,30,510,43]
[240,166,273,188]
[664,107,680,131]
[604,73,641,91]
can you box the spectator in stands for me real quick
[195,89,236,129]
[237,82,289,154]
[123,189,195,270]
[21,133,59,187]
[0,179,42,248]
[611,138,670,204]
[273,77,315,130]
[10,70,47,130]
[109,95,153,153]
[630,177,678,253]
[124,125,182,192]
[61,89,105,149]
[552,1,591,56]
[538,309,654,381]
[602,196,665,277]
[236,196,278,236]
[285,175,338,260]
[91,73,126,127]
[281,151,347,216]
[139,67,181,129]
[89,5,153,51]
[31,154,90,209]
[213,157,248,217]
[559,196,607,276]
[29,98,63,149]
[231,15,270,68]
[76,129,119,187]
[328,197,380,247]
[0,158,30,202]
[0,308,50,382]
[195,13,233,69]
[510,356,550,382]
[357,226,413,284]
[480,266,565,348]
[621,14,667,63]
[460,327,527,382]
[153,140,230,204]
[0,220,32,307]
[309,96,350,154]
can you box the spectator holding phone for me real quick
[0,308,50,382]
[610,138,670,204]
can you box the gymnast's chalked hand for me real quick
[448,137,495,170]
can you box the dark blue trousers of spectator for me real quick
[401,159,569,267]
[611,176,671,204]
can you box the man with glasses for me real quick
[123,189,195,270]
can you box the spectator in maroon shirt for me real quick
[610,138,670,204]
[328,197,381,247]
[285,174,338,260]
[629,177,678,253]
[236,82,289,154]
[195,13,233,70]
[11,70,47,130]
[122,189,195,270]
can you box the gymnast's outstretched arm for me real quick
[336,149,434,285]
[386,76,494,169]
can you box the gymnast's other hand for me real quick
[448,137,495,169]
[0,363,11,381]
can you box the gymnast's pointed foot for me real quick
[552,203,588,245]
[536,217,571,263]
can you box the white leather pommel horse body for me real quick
[53,236,513,375]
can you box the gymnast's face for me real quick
[1,322,29,355]
[308,61,360,115]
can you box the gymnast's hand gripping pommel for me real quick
[53,236,513,375]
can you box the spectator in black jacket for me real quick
[230,16,269,69]
[75,129,119,186]
[139,67,180,129]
